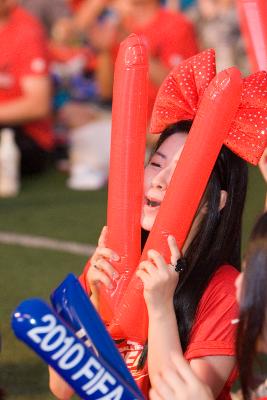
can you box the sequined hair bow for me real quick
[150,49,267,165]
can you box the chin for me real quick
[141,216,153,232]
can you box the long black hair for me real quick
[236,212,267,400]
[138,120,248,368]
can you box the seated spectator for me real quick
[49,0,199,188]
[0,0,54,174]
[90,0,199,117]
[84,0,199,154]
[51,0,199,116]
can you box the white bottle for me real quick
[0,128,20,197]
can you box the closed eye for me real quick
[150,162,161,167]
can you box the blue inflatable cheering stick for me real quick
[50,274,141,394]
[12,298,144,400]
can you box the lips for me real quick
[146,197,161,207]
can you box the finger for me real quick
[136,269,150,286]
[89,268,113,290]
[152,373,176,400]
[97,258,119,280]
[98,226,108,247]
[149,388,164,400]
[167,235,181,266]
[147,249,167,272]
[138,260,157,275]
[94,246,120,262]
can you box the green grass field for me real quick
[0,166,266,400]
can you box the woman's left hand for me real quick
[136,235,181,314]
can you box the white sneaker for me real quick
[67,166,107,191]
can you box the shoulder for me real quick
[185,265,240,359]
[211,264,239,282]
[11,6,45,37]
[204,264,239,298]
[195,264,239,322]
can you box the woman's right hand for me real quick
[87,226,120,308]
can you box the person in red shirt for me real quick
[49,117,248,399]
[0,0,54,174]
[90,0,199,117]
[121,1,199,116]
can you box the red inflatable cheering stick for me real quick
[110,50,267,343]
[237,0,267,72]
[98,34,148,326]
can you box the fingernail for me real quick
[168,235,175,241]
[111,254,120,261]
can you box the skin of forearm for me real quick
[48,366,74,400]
[0,96,50,125]
[96,52,114,100]
[73,0,109,32]
[147,304,182,386]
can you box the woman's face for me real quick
[141,132,187,231]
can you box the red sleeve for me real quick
[185,265,239,360]
[15,21,50,78]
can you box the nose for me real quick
[151,165,171,191]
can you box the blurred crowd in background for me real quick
[0,0,255,192]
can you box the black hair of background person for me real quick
[237,212,267,400]
[138,120,248,369]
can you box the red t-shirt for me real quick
[121,8,199,116]
[79,264,239,400]
[0,6,54,150]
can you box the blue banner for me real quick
[50,274,142,394]
[12,299,143,400]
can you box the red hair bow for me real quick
[150,49,216,133]
[150,49,267,165]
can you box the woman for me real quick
[49,120,248,399]
[149,211,267,400]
